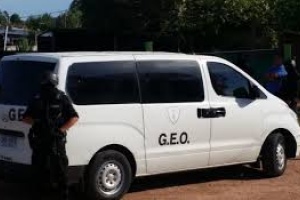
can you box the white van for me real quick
[0,52,299,200]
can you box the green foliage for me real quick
[70,0,82,10]
[2,0,300,51]
[180,0,277,49]
[183,0,273,30]
[141,0,183,34]
[17,38,32,52]
[26,14,55,31]
[74,0,280,49]
[80,0,137,33]
[79,0,181,35]
[10,13,22,25]
[56,9,82,29]
[0,12,7,25]
[0,11,9,25]
[275,0,300,32]
[67,9,82,28]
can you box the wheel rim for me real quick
[96,161,124,196]
[276,143,286,171]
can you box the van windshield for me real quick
[0,61,56,105]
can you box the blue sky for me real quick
[0,0,73,18]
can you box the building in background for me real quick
[0,26,30,51]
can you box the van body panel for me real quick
[0,105,31,164]
[134,56,211,174]
[201,57,300,166]
[66,104,146,168]
[0,58,58,164]
[0,52,299,184]
[201,59,264,165]
[57,55,147,175]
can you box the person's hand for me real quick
[266,73,272,80]
[272,73,278,79]
[267,73,277,80]
[59,128,67,133]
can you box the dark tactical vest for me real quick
[30,89,65,153]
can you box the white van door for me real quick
[60,59,146,169]
[137,59,211,174]
[205,61,265,166]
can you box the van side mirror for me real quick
[250,85,260,99]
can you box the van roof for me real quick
[2,51,224,64]
[6,51,185,59]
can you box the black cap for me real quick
[41,71,59,86]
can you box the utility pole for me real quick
[3,14,10,51]
[35,30,39,51]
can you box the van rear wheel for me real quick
[261,133,287,177]
[86,150,132,200]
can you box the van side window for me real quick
[138,61,204,103]
[66,62,139,105]
[207,62,252,98]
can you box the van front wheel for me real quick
[262,133,287,177]
[87,150,132,200]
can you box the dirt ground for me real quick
[1,159,300,200]
[124,159,300,200]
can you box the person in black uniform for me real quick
[282,59,300,111]
[23,71,79,200]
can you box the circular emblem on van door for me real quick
[168,107,180,124]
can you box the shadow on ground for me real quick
[129,165,266,193]
[0,165,267,200]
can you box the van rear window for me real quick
[0,61,56,105]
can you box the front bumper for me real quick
[0,160,85,184]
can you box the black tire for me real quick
[86,150,132,200]
[261,133,287,177]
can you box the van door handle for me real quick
[198,108,226,118]
[197,108,211,118]
[212,107,226,117]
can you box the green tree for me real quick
[39,14,55,30]
[183,0,273,32]
[0,12,7,25]
[139,0,182,34]
[10,13,22,25]
[80,0,138,34]
[182,0,276,50]
[56,8,82,29]
[71,0,284,50]
[56,14,67,29]
[26,14,55,31]
[78,0,182,35]
[70,0,82,10]
[274,0,300,32]
[17,38,32,52]
[26,16,40,31]
[0,10,9,25]
[67,9,82,28]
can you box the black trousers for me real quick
[31,140,69,200]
